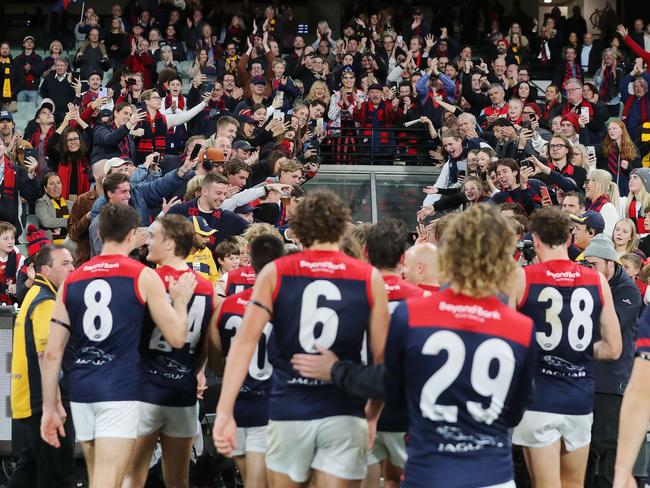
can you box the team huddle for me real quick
[32,189,648,488]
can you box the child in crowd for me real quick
[214,238,240,275]
[0,222,23,305]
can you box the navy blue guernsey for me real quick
[518,259,604,415]
[139,266,214,407]
[270,249,374,421]
[385,289,536,488]
[62,255,147,403]
[218,287,274,427]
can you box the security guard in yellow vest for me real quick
[9,244,74,488]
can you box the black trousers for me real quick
[8,410,75,488]
[586,393,647,487]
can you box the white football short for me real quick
[70,401,140,441]
[232,425,267,456]
[367,431,407,467]
[266,415,368,482]
[137,402,199,438]
[512,410,593,451]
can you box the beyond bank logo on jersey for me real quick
[438,301,502,322]
[299,260,347,273]
[545,269,582,281]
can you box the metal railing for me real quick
[304,164,441,229]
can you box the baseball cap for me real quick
[192,216,216,236]
[583,234,618,262]
[233,140,254,151]
[35,98,55,118]
[0,111,13,122]
[23,36,35,44]
[103,157,130,175]
[251,75,266,86]
[570,210,605,234]
[98,109,113,118]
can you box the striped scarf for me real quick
[136,111,167,163]
[1,57,11,99]
[0,156,16,200]
[588,194,610,212]
[51,197,69,243]
[607,145,620,179]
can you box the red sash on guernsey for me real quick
[628,197,646,234]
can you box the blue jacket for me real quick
[619,72,650,140]
[90,123,136,163]
[90,167,191,225]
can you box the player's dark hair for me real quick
[366,218,409,269]
[290,189,350,247]
[99,204,139,244]
[250,234,285,273]
[158,214,194,258]
[529,206,572,246]
[35,244,67,272]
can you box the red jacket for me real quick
[353,100,402,144]
[125,52,154,88]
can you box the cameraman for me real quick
[582,235,642,488]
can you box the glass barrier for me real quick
[304,165,440,228]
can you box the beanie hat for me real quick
[497,38,509,49]
[583,234,618,262]
[632,168,650,194]
[562,112,580,133]
[26,224,51,257]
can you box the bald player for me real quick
[403,243,440,293]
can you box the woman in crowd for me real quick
[508,33,529,66]
[35,172,71,245]
[46,120,91,200]
[585,168,621,237]
[187,48,217,79]
[106,18,129,68]
[157,45,179,75]
[612,218,639,258]
[596,120,641,197]
[513,81,534,105]
[41,41,66,79]
[621,169,650,234]
[91,101,144,163]
[541,84,563,129]
[305,80,331,107]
